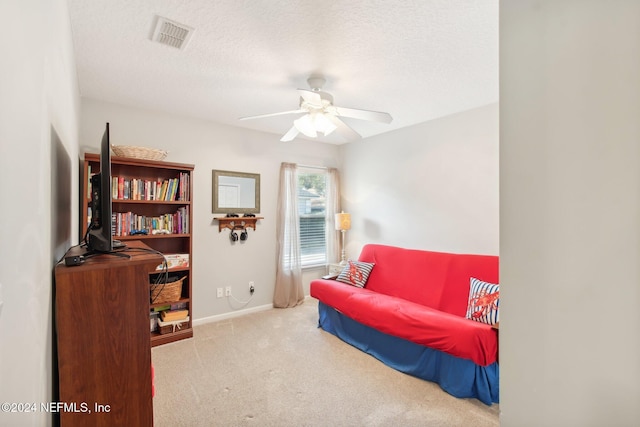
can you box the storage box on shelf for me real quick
[157,317,190,335]
[82,153,194,346]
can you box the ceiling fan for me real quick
[240,75,393,142]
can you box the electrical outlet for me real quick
[225,286,231,297]
[216,287,223,298]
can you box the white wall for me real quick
[500,1,640,425]
[0,0,80,426]
[79,99,340,321]
[340,104,499,257]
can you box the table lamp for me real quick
[335,212,351,265]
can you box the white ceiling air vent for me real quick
[152,16,194,50]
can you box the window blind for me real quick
[297,169,327,266]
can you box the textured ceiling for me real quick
[67,0,498,144]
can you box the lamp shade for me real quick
[335,212,351,231]
[313,113,337,136]
[294,114,317,137]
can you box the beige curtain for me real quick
[273,162,304,308]
[325,168,341,264]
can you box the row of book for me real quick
[111,173,190,201]
[111,206,190,237]
[87,165,190,202]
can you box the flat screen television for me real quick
[87,122,125,252]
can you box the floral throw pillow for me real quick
[466,277,500,325]
[336,260,375,288]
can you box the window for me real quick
[297,168,327,266]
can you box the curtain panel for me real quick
[273,162,304,308]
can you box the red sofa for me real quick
[310,244,500,404]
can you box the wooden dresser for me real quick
[54,241,161,426]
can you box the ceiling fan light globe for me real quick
[314,113,337,136]
[294,115,317,138]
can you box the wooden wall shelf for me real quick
[215,216,263,232]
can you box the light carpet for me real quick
[152,298,499,426]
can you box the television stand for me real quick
[83,249,131,260]
[54,240,161,426]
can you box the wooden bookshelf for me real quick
[82,153,194,346]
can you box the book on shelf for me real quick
[156,254,189,270]
[118,176,124,199]
[150,311,159,332]
[87,164,93,199]
[160,309,189,322]
[171,302,187,311]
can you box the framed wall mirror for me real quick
[212,170,260,214]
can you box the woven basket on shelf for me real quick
[150,276,185,304]
[111,145,168,161]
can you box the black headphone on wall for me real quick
[229,227,248,242]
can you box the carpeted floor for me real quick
[152,298,499,426]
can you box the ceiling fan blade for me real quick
[325,114,361,141]
[297,89,322,106]
[334,106,393,124]
[280,125,299,142]
[240,109,305,121]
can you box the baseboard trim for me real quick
[193,303,274,326]
[193,296,315,326]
